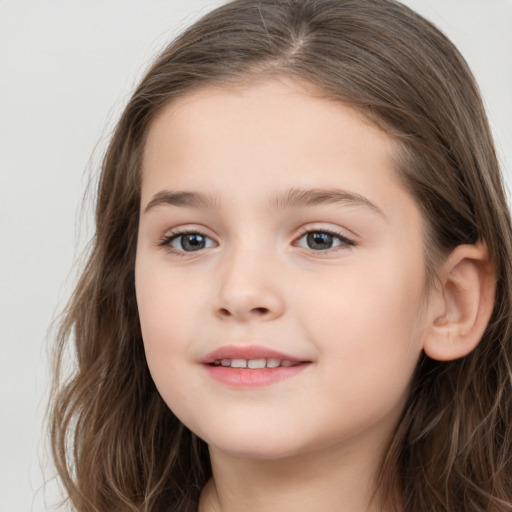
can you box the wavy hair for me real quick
[50,0,512,510]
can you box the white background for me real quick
[0,1,510,511]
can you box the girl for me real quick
[50,0,512,511]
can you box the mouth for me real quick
[201,345,312,387]
[209,358,302,369]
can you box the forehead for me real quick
[141,79,401,196]
[145,79,393,149]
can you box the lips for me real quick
[211,358,301,369]
[201,345,312,387]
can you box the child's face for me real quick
[136,79,433,461]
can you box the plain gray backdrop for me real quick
[1,1,511,511]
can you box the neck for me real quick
[198,440,394,512]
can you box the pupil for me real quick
[181,234,205,251]
[307,232,333,250]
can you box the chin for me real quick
[198,426,306,461]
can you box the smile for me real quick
[202,345,312,387]
[210,358,301,369]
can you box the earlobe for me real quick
[423,242,495,361]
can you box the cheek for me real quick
[135,259,196,364]
[300,249,428,369]
[304,262,426,429]
[135,264,200,420]
[135,260,217,430]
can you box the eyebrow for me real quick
[270,187,384,216]
[144,190,220,212]
[143,187,384,217]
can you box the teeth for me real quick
[247,358,266,369]
[212,358,300,368]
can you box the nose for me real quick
[213,247,285,322]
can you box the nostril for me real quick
[219,307,269,317]
[252,307,270,315]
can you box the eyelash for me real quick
[158,229,217,257]
[158,227,354,256]
[294,227,355,252]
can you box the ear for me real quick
[423,241,495,361]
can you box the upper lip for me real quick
[201,344,309,364]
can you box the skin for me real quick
[135,79,439,512]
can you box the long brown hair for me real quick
[50,1,512,510]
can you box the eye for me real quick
[295,230,353,251]
[160,231,217,253]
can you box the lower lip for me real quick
[203,363,310,387]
